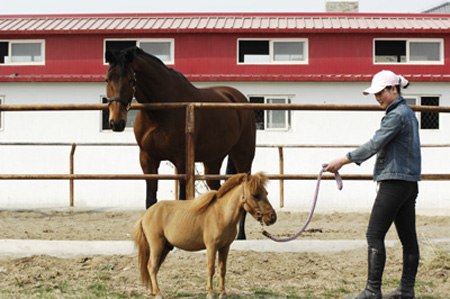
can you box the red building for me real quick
[1,13,450,82]
[0,13,449,211]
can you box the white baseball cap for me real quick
[363,70,408,95]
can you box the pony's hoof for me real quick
[155,296,164,299]
[219,295,227,299]
[206,295,215,299]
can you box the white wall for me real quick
[0,81,449,214]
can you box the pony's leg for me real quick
[205,247,217,298]
[148,241,166,298]
[218,246,230,299]
[139,150,160,209]
[145,256,154,296]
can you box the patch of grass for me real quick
[320,287,352,298]
[421,241,450,271]
[85,282,132,298]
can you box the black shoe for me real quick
[383,285,415,299]
[345,288,382,299]
[383,253,419,299]
[346,248,385,299]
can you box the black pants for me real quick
[366,180,419,256]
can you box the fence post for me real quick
[186,104,195,200]
[278,146,284,208]
[70,143,77,207]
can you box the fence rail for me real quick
[1,102,450,112]
[1,102,450,207]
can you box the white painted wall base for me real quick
[0,81,449,215]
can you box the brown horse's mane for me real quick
[188,172,268,214]
[110,46,191,84]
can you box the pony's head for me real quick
[241,172,277,226]
[104,47,142,131]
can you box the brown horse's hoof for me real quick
[155,296,164,299]
[206,294,216,299]
[219,295,227,299]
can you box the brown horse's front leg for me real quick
[206,247,217,298]
[218,246,230,298]
[237,212,247,240]
[139,150,160,209]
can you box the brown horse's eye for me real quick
[252,194,260,200]
[105,78,109,83]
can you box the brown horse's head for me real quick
[104,48,139,131]
[242,172,277,226]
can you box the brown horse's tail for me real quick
[133,217,151,289]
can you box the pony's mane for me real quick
[188,172,268,215]
[216,173,247,198]
[216,172,268,199]
[245,172,269,195]
[188,190,218,214]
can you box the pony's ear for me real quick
[105,50,116,64]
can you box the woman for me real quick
[325,70,421,299]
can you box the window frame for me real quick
[403,95,440,130]
[249,95,292,131]
[237,38,308,65]
[0,39,45,66]
[103,38,175,65]
[373,38,444,65]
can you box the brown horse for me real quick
[105,47,256,239]
[133,172,276,299]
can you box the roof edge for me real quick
[2,12,450,19]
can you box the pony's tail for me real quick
[133,217,151,289]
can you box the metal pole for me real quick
[278,146,284,208]
[185,104,196,200]
[69,143,77,207]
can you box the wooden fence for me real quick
[1,102,450,207]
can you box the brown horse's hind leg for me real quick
[225,156,249,240]
[204,159,224,191]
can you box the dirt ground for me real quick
[0,209,449,298]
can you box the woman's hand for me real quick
[325,156,351,173]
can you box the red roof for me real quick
[1,13,450,34]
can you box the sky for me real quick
[0,0,446,15]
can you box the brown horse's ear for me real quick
[124,47,141,64]
[105,50,116,64]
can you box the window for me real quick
[238,39,308,64]
[420,97,439,130]
[104,39,174,64]
[0,40,45,65]
[101,96,138,131]
[249,96,291,130]
[404,96,439,130]
[374,39,443,64]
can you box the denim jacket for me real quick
[347,97,421,182]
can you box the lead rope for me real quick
[262,163,343,242]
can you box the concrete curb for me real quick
[1,238,449,258]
